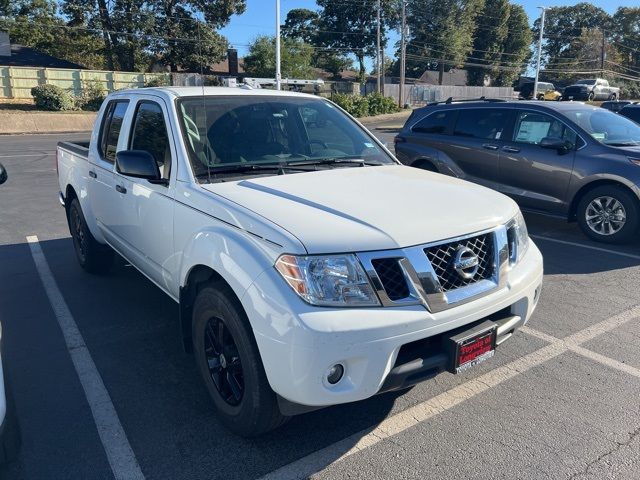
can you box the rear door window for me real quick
[99,100,129,163]
[411,110,454,134]
[453,108,510,140]
[513,110,577,146]
[621,108,640,124]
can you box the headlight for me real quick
[275,254,380,307]
[507,211,529,264]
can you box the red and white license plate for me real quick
[451,323,497,374]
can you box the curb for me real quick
[0,112,97,135]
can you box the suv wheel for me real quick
[192,281,288,437]
[577,186,639,243]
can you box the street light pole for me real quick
[275,0,282,90]
[376,0,381,94]
[533,6,547,100]
[399,0,406,108]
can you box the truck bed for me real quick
[58,141,90,159]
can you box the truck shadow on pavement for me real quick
[0,238,399,480]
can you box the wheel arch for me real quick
[411,157,438,172]
[568,179,640,221]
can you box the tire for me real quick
[192,281,288,437]
[67,198,113,273]
[0,377,21,464]
[609,93,617,101]
[537,94,544,101]
[588,92,595,101]
[577,185,639,244]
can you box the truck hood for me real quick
[202,165,519,254]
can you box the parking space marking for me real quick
[261,305,640,480]
[521,307,640,380]
[26,235,145,480]
[531,235,640,261]
[0,154,53,158]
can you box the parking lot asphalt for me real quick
[0,131,639,480]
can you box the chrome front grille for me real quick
[424,233,494,292]
[358,226,509,313]
[371,258,410,301]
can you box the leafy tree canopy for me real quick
[243,35,314,79]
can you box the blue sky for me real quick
[219,0,637,72]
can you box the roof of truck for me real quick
[111,86,321,100]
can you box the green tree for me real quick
[532,3,611,69]
[611,7,640,77]
[62,0,244,72]
[243,35,314,79]
[316,0,398,83]
[466,0,510,86]
[282,8,319,44]
[405,0,484,84]
[1,0,105,69]
[493,4,532,86]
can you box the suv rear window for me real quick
[411,110,453,134]
[453,108,509,140]
[621,107,640,124]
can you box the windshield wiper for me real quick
[286,157,381,167]
[194,163,312,180]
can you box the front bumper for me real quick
[243,240,543,409]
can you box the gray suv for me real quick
[395,100,640,243]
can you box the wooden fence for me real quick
[0,66,170,99]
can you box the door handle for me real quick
[482,144,499,150]
[502,146,521,153]
[89,170,97,179]
[115,184,127,194]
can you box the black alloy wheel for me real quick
[70,202,88,264]
[203,317,244,406]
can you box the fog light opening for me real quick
[326,364,344,385]
[534,287,541,306]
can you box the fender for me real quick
[176,222,288,346]
[569,172,640,203]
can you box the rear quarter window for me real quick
[411,110,454,134]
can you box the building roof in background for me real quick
[418,69,468,86]
[0,44,85,69]
[209,57,245,75]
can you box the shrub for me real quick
[366,92,400,116]
[76,80,107,111]
[30,84,74,111]
[331,92,400,117]
[145,76,170,87]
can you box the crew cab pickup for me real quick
[562,78,620,101]
[56,87,543,436]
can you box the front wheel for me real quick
[577,186,639,244]
[192,282,287,437]
[67,199,113,273]
[588,92,595,101]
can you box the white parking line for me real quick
[531,235,640,261]
[0,153,54,158]
[26,235,145,480]
[260,305,640,480]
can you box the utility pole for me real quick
[399,0,406,108]
[275,0,282,90]
[376,0,381,93]
[600,29,606,78]
[533,6,547,100]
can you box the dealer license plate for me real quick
[448,322,497,374]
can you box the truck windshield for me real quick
[566,108,640,146]
[177,95,396,180]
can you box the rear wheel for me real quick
[577,186,639,244]
[588,92,595,101]
[609,93,617,101]
[67,198,113,273]
[192,282,287,437]
[537,94,545,101]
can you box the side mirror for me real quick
[540,136,572,153]
[0,162,7,185]
[116,150,166,185]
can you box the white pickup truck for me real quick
[57,87,543,436]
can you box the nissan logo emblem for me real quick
[452,246,479,280]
